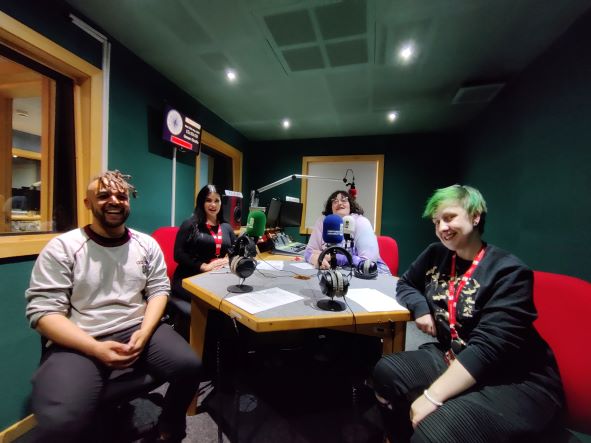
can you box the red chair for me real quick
[151,226,180,281]
[377,235,399,276]
[152,226,190,337]
[533,271,591,437]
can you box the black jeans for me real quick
[372,343,561,443]
[32,323,201,442]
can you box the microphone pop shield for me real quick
[322,214,344,246]
[343,215,355,237]
[246,210,266,239]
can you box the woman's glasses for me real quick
[331,196,349,204]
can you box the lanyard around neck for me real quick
[448,246,486,340]
[206,223,223,257]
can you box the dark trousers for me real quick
[372,343,561,443]
[31,323,201,442]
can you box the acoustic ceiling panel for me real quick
[282,46,325,71]
[263,10,316,46]
[314,0,367,40]
[325,38,368,67]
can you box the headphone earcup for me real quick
[318,270,330,296]
[354,259,378,280]
[232,256,256,279]
[318,270,349,298]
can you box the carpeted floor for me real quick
[14,323,434,443]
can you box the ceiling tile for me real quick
[282,46,325,71]
[263,10,316,46]
[314,0,367,40]
[326,38,368,67]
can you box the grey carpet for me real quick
[13,322,432,443]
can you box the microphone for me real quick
[322,214,343,269]
[342,215,355,251]
[245,210,266,243]
[322,214,343,246]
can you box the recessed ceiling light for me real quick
[398,43,416,64]
[12,154,18,158]
[387,111,398,122]
[282,119,291,129]
[226,69,237,82]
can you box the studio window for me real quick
[1,45,76,236]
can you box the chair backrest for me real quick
[377,235,399,276]
[151,226,180,280]
[533,271,591,434]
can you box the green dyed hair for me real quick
[422,184,488,233]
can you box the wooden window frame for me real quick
[300,154,384,235]
[194,131,243,200]
[0,11,103,258]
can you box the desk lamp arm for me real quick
[250,174,342,208]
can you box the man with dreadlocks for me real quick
[25,171,200,443]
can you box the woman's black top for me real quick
[172,215,237,287]
[397,242,563,406]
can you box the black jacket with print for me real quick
[397,242,563,405]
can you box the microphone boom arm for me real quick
[250,174,342,208]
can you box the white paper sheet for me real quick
[290,262,315,270]
[226,287,303,314]
[256,260,285,271]
[346,288,408,312]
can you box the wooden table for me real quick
[182,253,410,414]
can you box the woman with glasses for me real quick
[304,189,385,271]
[372,184,563,443]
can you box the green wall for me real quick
[246,134,460,273]
[107,41,248,232]
[460,7,591,282]
[0,259,38,428]
[0,0,246,430]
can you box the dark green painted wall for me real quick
[460,8,591,282]
[107,41,248,233]
[247,134,460,273]
[0,0,246,430]
[0,259,38,429]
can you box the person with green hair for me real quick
[372,184,563,442]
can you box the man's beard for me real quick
[92,206,130,229]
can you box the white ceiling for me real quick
[37,0,591,140]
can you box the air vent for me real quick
[452,83,505,104]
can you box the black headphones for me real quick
[354,259,378,280]
[229,235,257,279]
[317,246,353,298]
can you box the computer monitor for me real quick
[266,198,281,228]
[12,188,40,211]
[277,200,303,229]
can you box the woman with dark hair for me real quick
[372,184,563,442]
[172,184,237,301]
[304,189,385,271]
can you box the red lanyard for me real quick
[448,246,486,340]
[206,223,223,258]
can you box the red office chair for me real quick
[152,227,190,337]
[533,271,591,438]
[377,235,399,276]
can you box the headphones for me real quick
[229,235,257,279]
[354,259,378,280]
[317,246,353,298]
